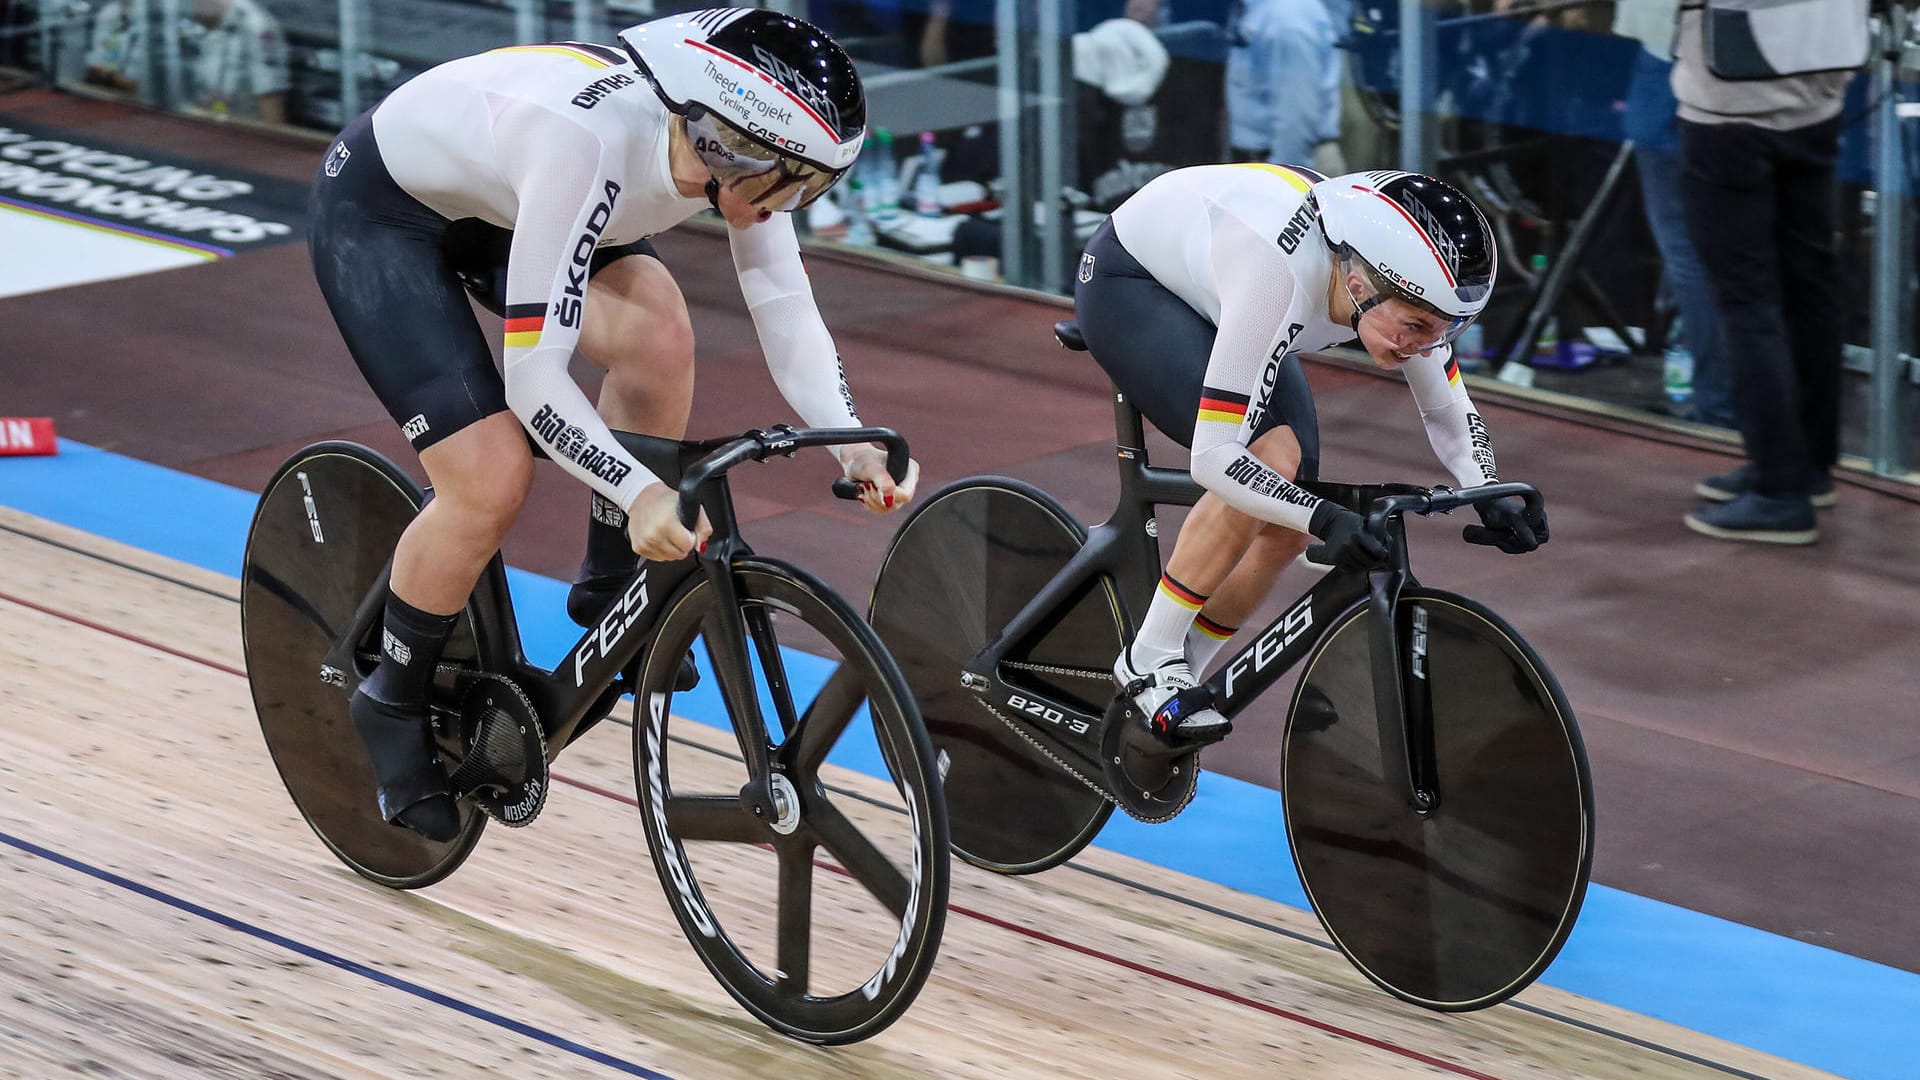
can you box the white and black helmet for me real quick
[1313,170,1498,349]
[618,8,866,211]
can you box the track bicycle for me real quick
[869,322,1592,1011]
[240,424,949,1044]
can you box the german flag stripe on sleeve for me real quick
[1444,355,1462,387]
[504,303,545,349]
[1196,387,1251,426]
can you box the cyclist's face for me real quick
[1355,297,1452,369]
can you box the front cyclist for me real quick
[1074,165,1548,743]
[307,9,919,842]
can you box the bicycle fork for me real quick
[1366,567,1440,814]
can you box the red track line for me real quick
[1,589,1508,1080]
[551,774,1503,1080]
[0,589,249,678]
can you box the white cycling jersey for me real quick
[370,42,861,510]
[1109,163,1500,533]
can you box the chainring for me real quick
[446,672,549,828]
[1097,697,1201,824]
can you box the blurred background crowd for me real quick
[0,0,1907,499]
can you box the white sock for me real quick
[1185,612,1238,675]
[1128,573,1207,671]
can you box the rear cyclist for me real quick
[307,9,919,842]
[1074,165,1548,743]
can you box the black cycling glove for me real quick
[1466,494,1549,554]
[1307,502,1392,571]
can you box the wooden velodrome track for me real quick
[0,505,1833,1079]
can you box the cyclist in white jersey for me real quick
[307,9,919,841]
[1073,164,1548,743]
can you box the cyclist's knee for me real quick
[418,414,533,529]
[1247,425,1303,479]
[581,256,694,376]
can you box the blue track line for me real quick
[0,828,676,1080]
[4,438,1917,1080]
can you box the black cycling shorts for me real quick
[307,109,658,452]
[1072,219,1320,482]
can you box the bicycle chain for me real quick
[1000,659,1111,682]
[973,696,1115,808]
[973,686,1201,825]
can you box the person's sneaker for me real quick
[1113,649,1230,744]
[1695,464,1837,509]
[1684,492,1818,545]
[349,689,461,842]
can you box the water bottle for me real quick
[913,131,943,217]
[870,127,899,213]
[1529,254,1558,361]
[1663,345,1695,406]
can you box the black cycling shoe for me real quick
[349,688,461,842]
[566,568,630,629]
[570,570,701,691]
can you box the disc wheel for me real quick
[240,443,486,888]
[870,477,1123,875]
[1282,588,1593,1010]
[634,558,948,1044]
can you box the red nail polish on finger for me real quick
[885,493,894,508]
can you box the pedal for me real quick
[1098,696,1201,823]
[447,673,549,828]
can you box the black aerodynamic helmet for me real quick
[619,8,867,210]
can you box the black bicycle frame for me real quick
[973,390,1373,722]
[968,387,1541,806]
[323,425,909,773]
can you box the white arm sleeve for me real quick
[1401,348,1500,488]
[730,216,863,462]
[1185,206,1326,534]
[494,102,660,511]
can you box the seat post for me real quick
[1113,389,1148,456]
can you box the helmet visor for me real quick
[1343,254,1479,352]
[688,113,849,212]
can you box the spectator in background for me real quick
[1225,0,1343,175]
[914,0,998,68]
[1075,0,1172,105]
[942,0,1180,271]
[1615,0,1733,427]
[85,0,289,124]
[1674,2,1862,544]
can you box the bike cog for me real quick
[447,672,549,828]
[1098,697,1200,824]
